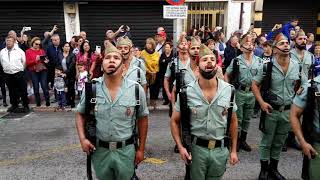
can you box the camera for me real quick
[40,55,46,61]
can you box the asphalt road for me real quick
[0,109,303,180]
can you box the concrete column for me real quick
[253,0,264,35]
[63,2,80,41]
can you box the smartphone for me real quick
[24,27,31,31]
[96,46,101,54]
[216,26,222,30]
[40,55,46,61]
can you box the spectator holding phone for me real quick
[76,41,96,80]
[26,37,50,107]
[42,25,58,51]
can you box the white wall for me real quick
[63,2,80,42]
[226,0,253,39]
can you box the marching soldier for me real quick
[290,73,320,180]
[170,44,239,179]
[164,36,199,152]
[75,42,149,180]
[252,33,300,180]
[286,29,315,150]
[116,36,147,92]
[225,33,262,152]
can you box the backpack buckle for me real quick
[90,98,97,104]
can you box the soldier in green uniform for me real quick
[171,44,239,180]
[252,33,300,180]
[286,29,315,150]
[290,76,320,180]
[116,36,147,92]
[225,33,262,152]
[164,36,199,152]
[75,42,149,180]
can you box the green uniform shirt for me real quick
[124,65,147,86]
[290,49,314,82]
[226,54,263,87]
[253,57,300,105]
[175,79,237,140]
[77,76,149,142]
[293,76,320,130]
[130,57,146,74]
[165,58,197,86]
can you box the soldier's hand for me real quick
[80,138,96,155]
[167,93,172,101]
[229,152,239,166]
[301,142,318,160]
[135,149,144,165]
[261,102,272,114]
[178,146,192,164]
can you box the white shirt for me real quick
[77,71,88,91]
[156,42,164,55]
[0,46,26,74]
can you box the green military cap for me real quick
[189,36,201,47]
[178,35,188,45]
[272,32,288,47]
[240,33,252,46]
[105,41,122,56]
[199,44,214,60]
[295,29,306,39]
[116,36,133,47]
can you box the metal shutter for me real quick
[262,0,317,35]
[79,1,173,47]
[0,2,65,42]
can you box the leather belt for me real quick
[194,137,223,149]
[270,103,291,112]
[238,85,252,92]
[98,137,134,150]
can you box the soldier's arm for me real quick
[224,72,230,83]
[137,116,148,152]
[75,112,86,142]
[170,109,183,149]
[289,104,305,145]
[171,86,176,105]
[164,77,171,98]
[251,80,263,105]
[230,112,238,153]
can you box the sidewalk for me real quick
[0,90,169,114]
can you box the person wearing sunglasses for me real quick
[26,37,50,107]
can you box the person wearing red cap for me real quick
[156,31,167,55]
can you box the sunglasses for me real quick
[34,43,40,46]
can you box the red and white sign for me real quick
[166,0,186,6]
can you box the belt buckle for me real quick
[279,105,285,112]
[208,140,216,149]
[109,142,117,150]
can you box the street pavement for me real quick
[0,105,303,180]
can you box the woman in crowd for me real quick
[76,40,96,80]
[206,39,223,67]
[141,37,160,106]
[26,37,50,107]
[158,42,173,105]
[313,42,320,77]
[58,42,76,108]
[73,37,83,55]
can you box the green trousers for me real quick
[92,144,135,180]
[259,110,290,160]
[191,144,229,180]
[309,142,320,180]
[235,90,255,133]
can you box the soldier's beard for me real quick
[296,43,306,50]
[106,62,123,75]
[199,66,217,80]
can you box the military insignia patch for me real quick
[126,107,132,116]
[222,107,228,116]
[192,108,197,115]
